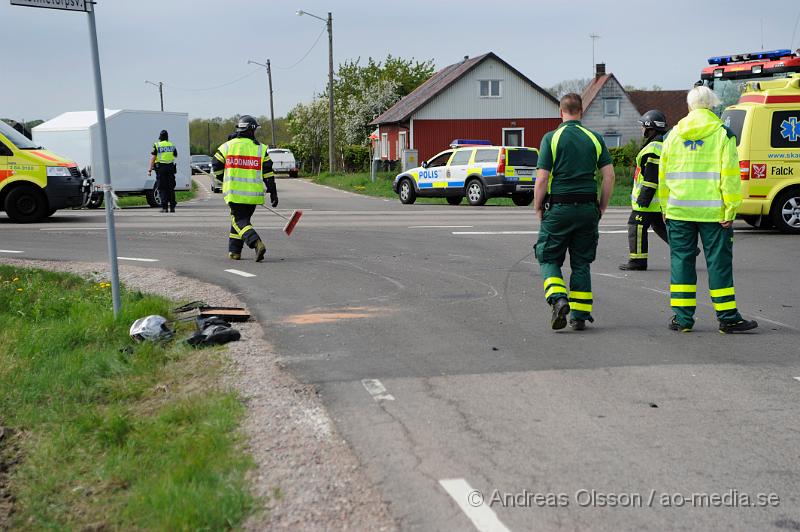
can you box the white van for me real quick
[267,148,298,177]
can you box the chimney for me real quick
[463,55,469,62]
[595,63,606,78]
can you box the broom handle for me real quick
[195,167,289,221]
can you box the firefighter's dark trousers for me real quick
[228,203,261,254]
[667,219,743,329]
[626,210,668,264]
[156,163,177,210]
[534,203,600,321]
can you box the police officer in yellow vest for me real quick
[148,130,178,213]
[658,86,757,334]
[211,115,277,262]
[619,110,670,271]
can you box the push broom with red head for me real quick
[261,204,303,237]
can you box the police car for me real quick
[392,140,539,206]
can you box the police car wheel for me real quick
[446,196,462,205]
[772,188,800,234]
[466,179,487,206]
[511,193,534,207]
[4,185,48,223]
[399,179,416,204]
[145,185,161,208]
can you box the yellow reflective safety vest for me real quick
[631,141,662,213]
[215,138,268,205]
[658,109,742,222]
[154,140,176,164]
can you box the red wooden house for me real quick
[370,52,561,164]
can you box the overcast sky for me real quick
[3,0,800,123]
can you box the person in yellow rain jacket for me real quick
[658,86,757,334]
[211,115,277,262]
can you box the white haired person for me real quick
[657,86,757,333]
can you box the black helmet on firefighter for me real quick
[638,109,668,133]
[235,115,260,133]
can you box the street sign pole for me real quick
[85,2,121,317]
[12,0,122,317]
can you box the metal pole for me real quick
[159,81,164,112]
[207,122,211,154]
[86,2,121,317]
[267,59,276,146]
[327,12,335,173]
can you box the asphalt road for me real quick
[2,177,799,531]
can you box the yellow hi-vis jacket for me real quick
[154,140,176,164]
[657,109,742,222]
[631,140,662,213]
[214,138,272,205]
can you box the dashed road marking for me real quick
[40,227,105,231]
[453,230,538,235]
[794,377,800,383]
[642,287,668,295]
[439,479,510,532]
[0,249,23,254]
[409,225,473,229]
[118,257,159,262]
[225,269,257,278]
[753,315,798,331]
[361,379,395,401]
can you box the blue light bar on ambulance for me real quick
[450,139,491,148]
[707,49,793,65]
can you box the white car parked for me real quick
[267,148,298,177]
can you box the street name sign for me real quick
[10,0,87,12]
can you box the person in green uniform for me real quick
[533,93,615,331]
[658,86,757,334]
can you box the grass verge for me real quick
[0,266,254,530]
[311,167,635,207]
[117,180,198,208]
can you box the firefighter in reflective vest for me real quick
[533,93,615,331]
[619,110,670,271]
[658,86,757,334]
[211,115,277,262]
[148,130,178,213]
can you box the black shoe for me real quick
[619,261,647,271]
[569,318,586,331]
[160,208,168,213]
[551,298,570,330]
[719,319,758,334]
[169,206,175,213]
[668,316,692,332]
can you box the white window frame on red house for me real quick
[478,79,502,98]
[381,133,389,158]
[398,131,407,157]
[502,127,524,147]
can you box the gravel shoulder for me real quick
[0,258,395,531]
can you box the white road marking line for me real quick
[794,377,800,383]
[453,230,538,235]
[642,287,668,295]
[0,249,24,254]
[225,269,257,278]
[752,315,798,331]
[40,227,105,231]
[439,479,510,532]
[409,225,473,229]
[361,379,395,401]
[595,272,626,279]
[118,257,159,262]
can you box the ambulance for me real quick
[721,74,800,233]
[0,120,87,223]
[392,140,539,206]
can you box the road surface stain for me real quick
[281,306,394,325]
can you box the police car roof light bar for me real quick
[450,139,491,148]
[708,49,793,66]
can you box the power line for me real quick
[164,69,260,92]
[273,26,326,70]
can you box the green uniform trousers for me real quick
[666,219,742,328]
[534,203,599,321]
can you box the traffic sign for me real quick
[10,0,87,12]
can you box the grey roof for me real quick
[370,52,558,126]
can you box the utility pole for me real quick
[207,121,211,154]
[247,59,277,146]
[297,9,336,172]
[590,34,600,77]
[145,80,164,111]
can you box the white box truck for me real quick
[33,109,190,208]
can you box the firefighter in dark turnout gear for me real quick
[148,130,178,212]
[619,110,670,270]
[211,115,277,262]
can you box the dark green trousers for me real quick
[534,203,599,321]
[666,219,742,328]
